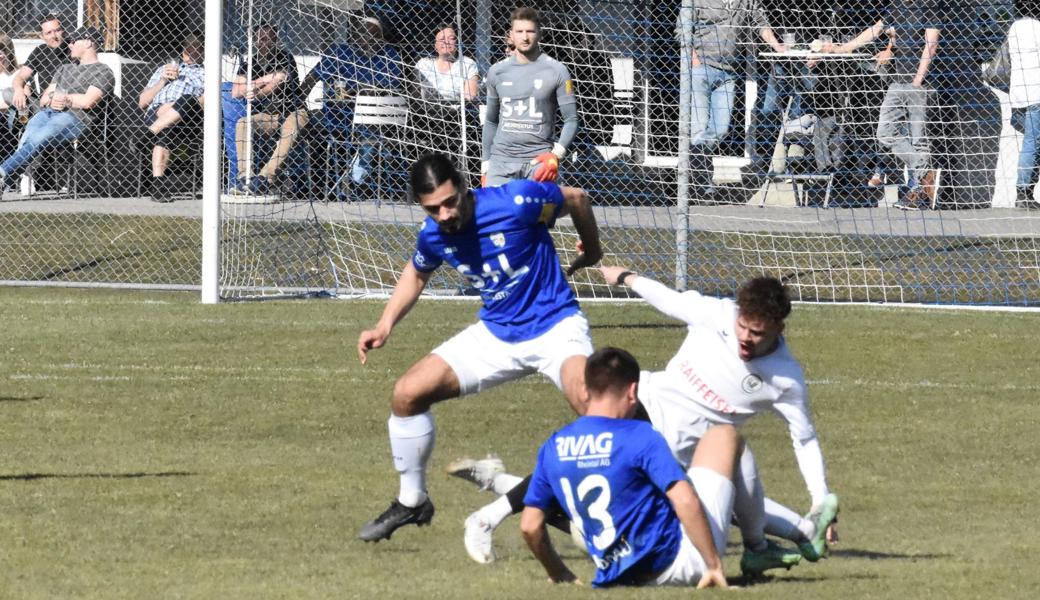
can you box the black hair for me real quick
[736,277,791,324]
[408,153,465,202]
[584,347,640,398]
[39,13,61,27]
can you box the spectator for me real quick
[138,33,205,203]
[1,34,20,152]
[415,24,478,102]
[679,1,785,198]
[11,14,71,113]
[1009,3,1040,209]
[231,23,308,195]
[300,12,403,189]
[825,1,941,211]
[0,27,113,192]
[745,3,828,175]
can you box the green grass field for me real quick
[1,286,1038,598]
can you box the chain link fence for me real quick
[1,1,1038,304]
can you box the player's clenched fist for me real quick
[357,327,389,364]
[530,151,559,182]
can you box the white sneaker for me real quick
[463,511,497,564]
[446,454,505,491]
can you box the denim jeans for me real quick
[0,109,85,177]
[748,61,818,162]
[1013,103,1040,190]
[689,64,737,150]
[876,83,930,185]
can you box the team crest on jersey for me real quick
[490,232,506,248]
[534,78,543,89]
[741,374,764,394]
[564,79,573,95]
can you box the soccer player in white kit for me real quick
[452,268,838,575]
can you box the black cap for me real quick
[69,26,104,49]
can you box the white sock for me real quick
[764,497,811,543]
[388,412,435,507]
[478,495,513,530]
[731,445,767,551]
[491,473,523,495]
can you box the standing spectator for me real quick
[138,33,205,203]
[231,23,308,195]
[680,1,785,198]
[0,34,20,155]
[10,14,70,113]
[482,7,578,187]
[415,24,479,102]
[826,1,941,211]
[0,27,113,191]
[1009,4,1040,209]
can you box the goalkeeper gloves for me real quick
[530,144,566,182]
[480,160,489,188]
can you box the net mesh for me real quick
[1,1,1038,305]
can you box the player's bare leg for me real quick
[359,354,461,542]
[558,355,588,416]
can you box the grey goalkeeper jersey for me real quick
[483,53,576,161]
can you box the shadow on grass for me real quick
[0,395,45,402]
[741,572,882,586]
[830,548,952,560]
[0,471,195,481]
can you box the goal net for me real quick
[0,1,1037,306]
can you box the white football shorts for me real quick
[432,312,593,396]
[652,467,735,587]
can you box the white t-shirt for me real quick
[631,276,829,506]
[415,56,478,101]
[0,72,14,105]
[1008,18,1040,108]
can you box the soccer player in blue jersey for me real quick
[522,347,737,588]
[357,152,602,542]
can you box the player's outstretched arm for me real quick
[559,187,602,276]
[520,506,580,584]
[357,261,433,364]
[598,266,699,324]
[667,480,727,589]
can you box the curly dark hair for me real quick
[736,277,791,324]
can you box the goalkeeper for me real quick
[481,7,578,187]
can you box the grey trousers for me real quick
[876,82,931,183]
[485,159,543,187]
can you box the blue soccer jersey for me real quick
[411,179,580,343]
[524,416,688,587]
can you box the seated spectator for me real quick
[0,27,113,192]
[1009,3,1040,209]
[231,23,308,195]
[10,14,70,113]
[138,33,205,203]
[300,12,402,186]
[415,25,478,102]
[680,1,785,198]
[1,34,21,154]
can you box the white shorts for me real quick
[638,370,712,469]
[652,467,735,587]
[432,313,592,396]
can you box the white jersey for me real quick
[632,276,829,506]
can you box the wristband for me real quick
[616,271,635,286]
